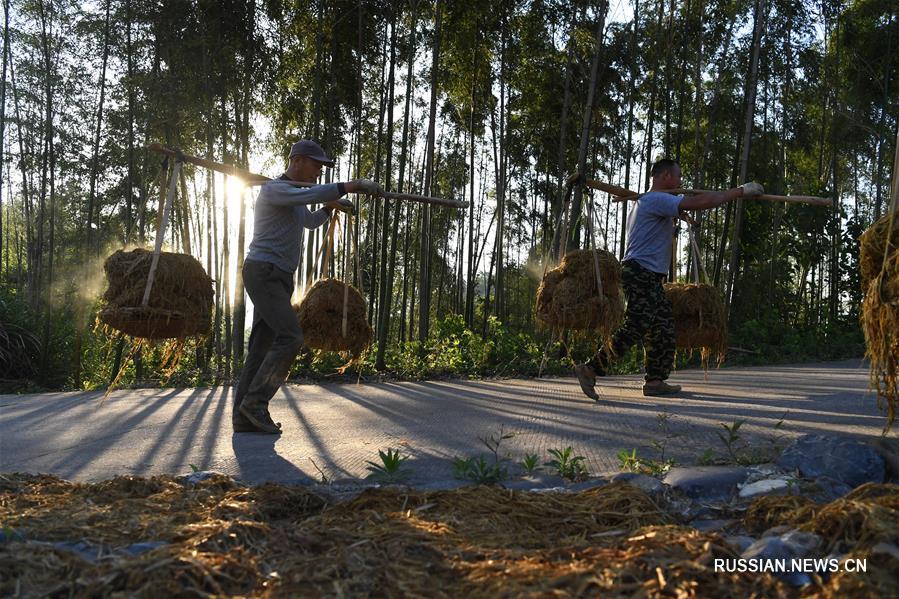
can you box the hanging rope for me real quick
[585,193,604,297]
[687,222,711,285]
[342,214,352,338]
[142,156,183,307]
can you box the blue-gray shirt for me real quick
[246,176,342,274]
[622,191,682,275]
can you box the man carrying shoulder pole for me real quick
[574,158,763,399]
[234,140,382,434]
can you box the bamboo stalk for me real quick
[147,143,468,209]
[581,177,831,207]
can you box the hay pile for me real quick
[859,211,899,431]
[295,278,372,355]
[741,483,899,597]
[664,283,727,367]
[2,473,897,597]
[98,249,213,339]
[535,249,624,336]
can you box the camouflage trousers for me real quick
[589,260,675,381]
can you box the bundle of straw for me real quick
[664,283,727,367]
[535,249,624,336]
[98,249,213,339]
[295,278,372,355]
[859,211,899,431]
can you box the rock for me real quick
[724,535,756,553]
[610,472,665,495]
[690,519,737,533]
[871,542,899,561]
[809,476,852,502]
[0,527,25,544]
[179,470,232,487]
[738,478,797,499]
[663,466,750,500]
[503,473,568,491]
[868,438,899,482]
[120,541,167,556]
[568,477,610,492]
[741,530,822,587]
[777,435,885,488]
[51,541,104,562]
[761,525,794,538]
[413,479,471,492]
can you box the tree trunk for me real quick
[620,0,639,259]
[418,0,442,347]
[568,2,608,251]
[0,0,9,272]
[493,19,506,321]
[466,31,479,324]
[375,11,399,369]
[724,0,766,315]
[549,18,576,261]
[366,21,390,324]
[85,0,111,257]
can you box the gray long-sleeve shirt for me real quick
[246,176,342,274]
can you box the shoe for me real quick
[642,381,682,396]
[574,364,600,400]
[232,415,269,433]
[238,401,283,434]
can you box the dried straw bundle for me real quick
[295,278,372,355]
[535,249,624,335]
[98,249,213,339]
[3,473,896,597]
[859,212,899,292]
[664,283,727,366]
[859,212,899,432]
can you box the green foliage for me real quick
[452,455,506,485]
[717,419,745,463]
[0,289,41,386]
[545,447,588,481]
[729,315,864,366]
[696,448,716,466]
[365,448,410,483]
[617,448,642,473]
[452,426,513,484]
[521,453,540,475]
[615,447,674,477]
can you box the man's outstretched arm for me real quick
[679,182,763,211]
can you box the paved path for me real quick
[0,360,887,486]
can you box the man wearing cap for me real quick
[234,140,382,434]
[573,158,763,400]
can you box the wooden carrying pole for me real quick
[148,143,468,209]
[581,177,832,207]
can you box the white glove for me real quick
[740,181,764,197]
[353,179,384,195]
[327,198,356,215]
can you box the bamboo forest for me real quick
[0,0,896,390]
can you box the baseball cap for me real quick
[288,139,334,167]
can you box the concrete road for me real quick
[0,359,887,486]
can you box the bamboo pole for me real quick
[579,177,832,207]
[148,143,468,209]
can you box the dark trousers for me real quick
[591,260,675,381]
[233,260,304,421]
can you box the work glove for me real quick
[740,181,764,197]
[353,178,384,195]
[328,198,356,215]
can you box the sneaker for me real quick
[574,364,600,400]
[642,381,682,396]
[238,401,283,434]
